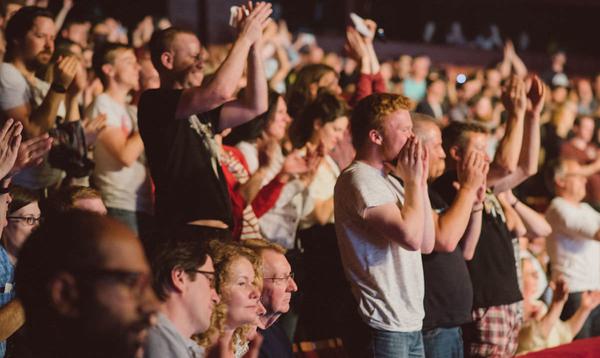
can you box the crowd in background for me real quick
[0,0,598,357]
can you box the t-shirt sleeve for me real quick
[88,96,122,128]
[350,168,397,218]
[0,64,29,110]
[545,200,600,240]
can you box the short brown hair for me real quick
[44,186,102,216]
[351,93,412,150]
[92,42,132,86]
[441,121,489,155]
[148,27,195,74]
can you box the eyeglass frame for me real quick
[189,269,216,288]
[74,268,152,298]
[7,215,42,226]
[263,272,295,285]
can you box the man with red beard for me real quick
[15,211,159,358]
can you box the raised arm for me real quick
[488,75,527,192]
[492,75,545,192]
[176,2,272,120]
[433,151,486,253]
[566,291,600,337]
[365,137,427,251]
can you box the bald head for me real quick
[412,113,446,179]
[412,113,439,142]
[16,210,156,358]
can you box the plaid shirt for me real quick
[0,246,15,357]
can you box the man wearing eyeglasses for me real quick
[243,239,298,358]
[144,235,220,358]
[15,210,159,358]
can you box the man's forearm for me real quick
[436,188,477,252]
[421,188,435,253]
[493,112,524,174]
[28,90,65,137]
[517,112,541,176]
[208,37,253,101]
[243,44,268,116]
[0,299,25,341]
[461,209,482,260]
[399,182,425,249]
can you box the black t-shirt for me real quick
[421,188,473,331]
[138,89,233,227]
[432,171,522,309]
[258,323,293,358]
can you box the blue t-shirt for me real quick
[0,246,15,357]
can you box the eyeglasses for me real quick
[7,216,42,226]
[264,272,295,285]
[76,268,151,298]
[192,270,216,288]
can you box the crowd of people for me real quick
[0,0,598,357]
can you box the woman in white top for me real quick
[225,91,312,250]
[288,91,351,341]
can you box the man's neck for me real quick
[105,83,131,105]
[355,147,386,172]
[259,312,281,330]
[162,300,196,339]
[558,194,582,206]
[10,58,36,81]
[160,75,185,90]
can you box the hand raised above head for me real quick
[501,75,527,118]
[236,2,273,46]
[527,74,546,117]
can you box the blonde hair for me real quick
[195,241,263,351]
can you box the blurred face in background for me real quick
[265,96,291,141]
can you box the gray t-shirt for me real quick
[334,161,425,332]
[144,313,205,358]
[0,63,64,189]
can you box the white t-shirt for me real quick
[334,161,424,332]
[88,94,153,213]
[545,197,600,292]
[0,63,64,189]
[299,155,340,229]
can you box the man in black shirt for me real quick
[432,75,544,357]
[138,3,272,237]
[413,114,487,358]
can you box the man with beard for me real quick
[0,6,77,190]
[15,210,159,358]
[139,2,271,239]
